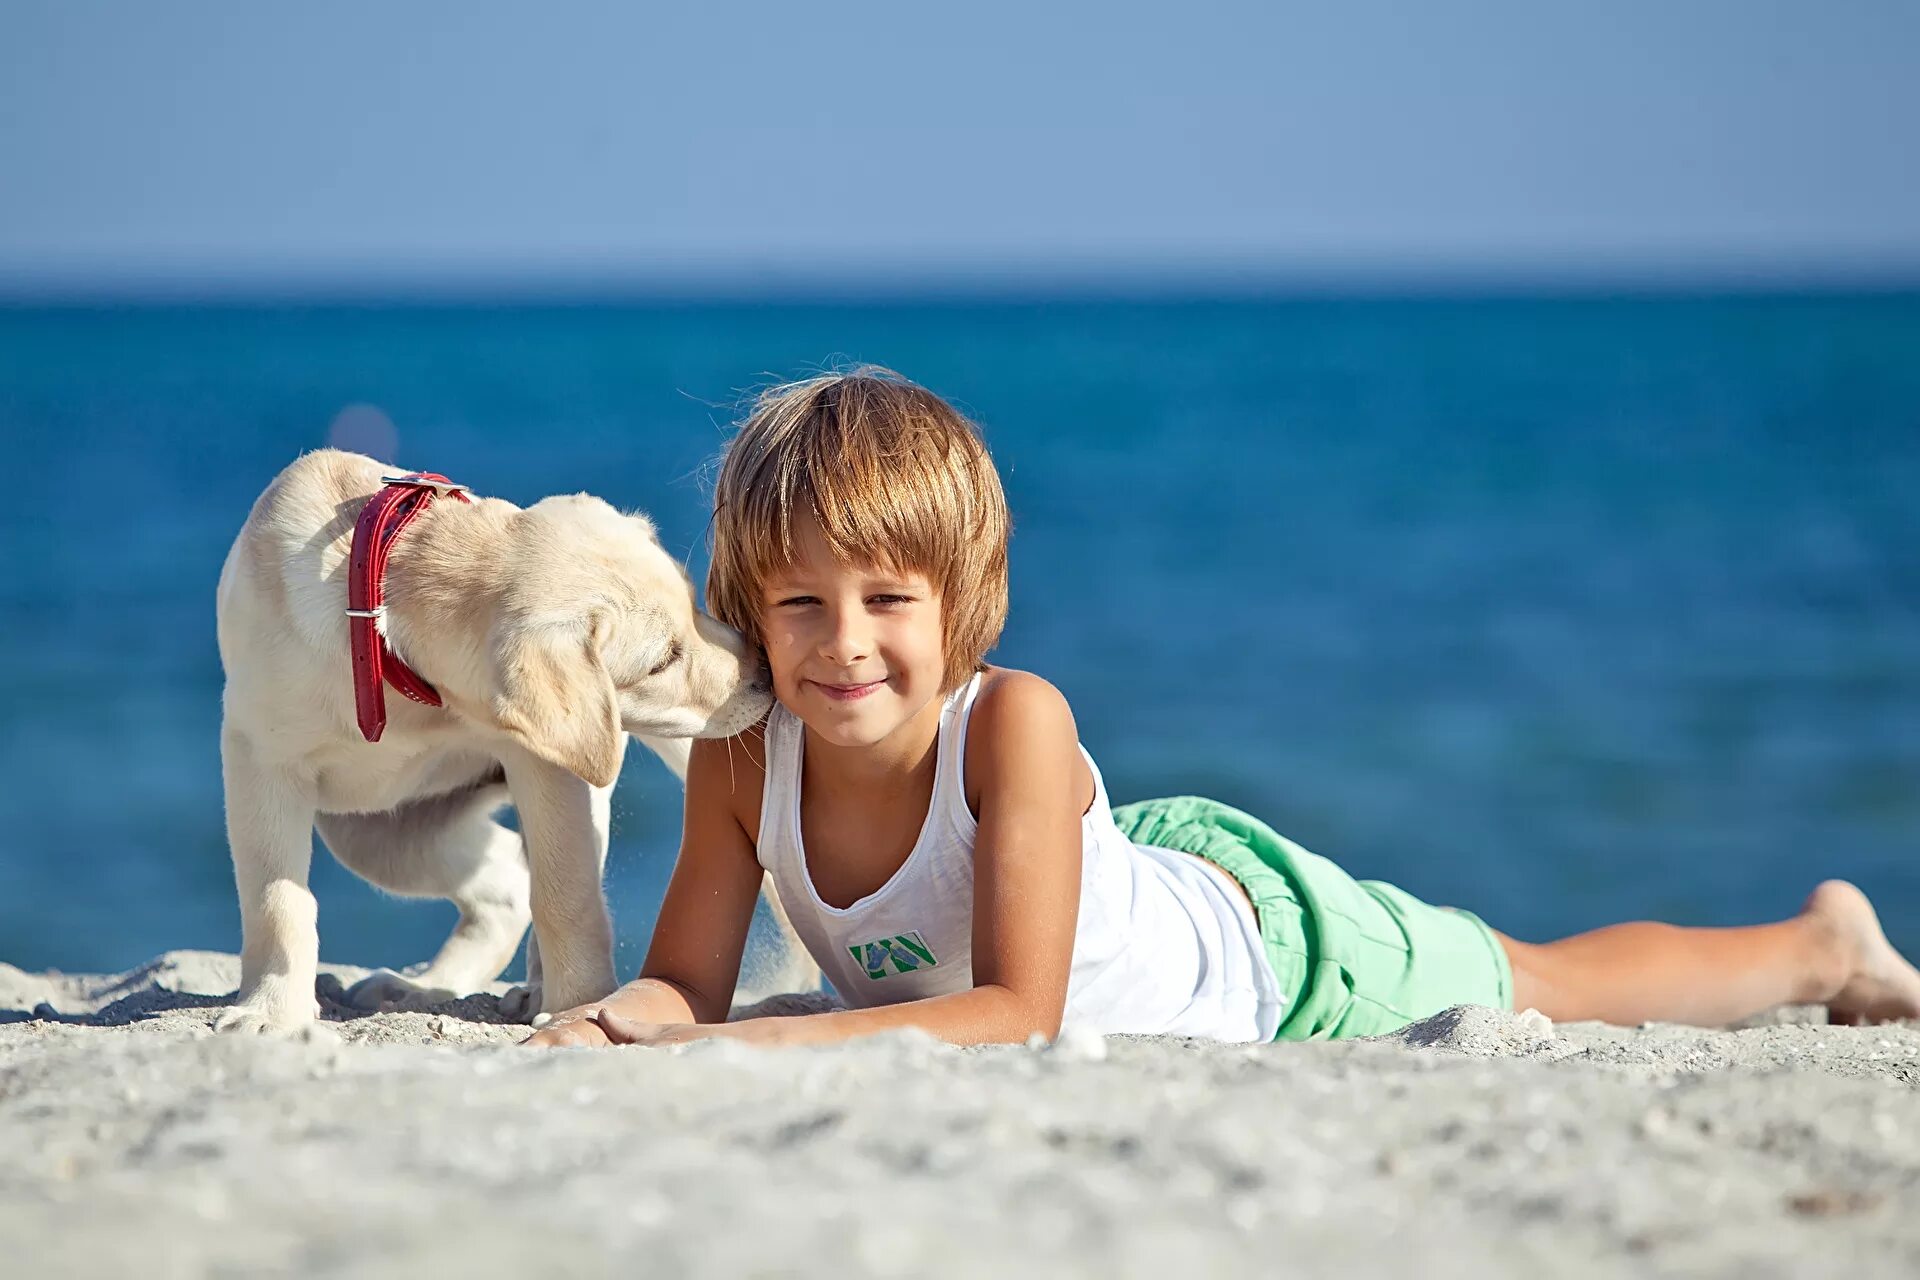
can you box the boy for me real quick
[529,369,1920,1048]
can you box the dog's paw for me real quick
[314,972,351,1007]
[498,983,543,1023]
[215,999,317,1036]
[342,969,457,1012]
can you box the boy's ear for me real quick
[488,608,624,787]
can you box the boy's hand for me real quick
[520,977,714,1048]
[590,1009,717,1047]
[521,1006,614,1048]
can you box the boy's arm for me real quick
[595,672,1087,1049]
[524,734,764,1047]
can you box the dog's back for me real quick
[218,449,384,673]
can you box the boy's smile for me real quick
[812,678,886,702]
[759,514,948,753]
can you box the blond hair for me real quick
[708,367,1010,692]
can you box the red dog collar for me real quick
[346,472,473,742]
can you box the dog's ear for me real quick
[489,607,624,788]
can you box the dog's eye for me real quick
[647,641,684,677]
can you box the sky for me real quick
[2,2,1918,296]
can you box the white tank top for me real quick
[756,674,1287,1041]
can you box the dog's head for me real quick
[470,495,772,788]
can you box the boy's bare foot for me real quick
[1804,880,1920,1025]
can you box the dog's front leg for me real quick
[501,745,617,1015]
[216,722,323,1034]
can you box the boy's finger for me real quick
[591,1008,652,1043]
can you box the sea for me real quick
[3,292,1918,977]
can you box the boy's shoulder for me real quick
[974,666,1072,718]
[965,667,1088,816]
[968,666,1078,751]
[688,719,772,835]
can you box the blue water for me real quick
[3,295,1918,977]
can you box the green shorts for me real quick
[1112,796,1513,1040]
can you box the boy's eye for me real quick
[769,592,918,608]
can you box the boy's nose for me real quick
[819,610,871,666]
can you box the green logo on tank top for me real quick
[849,931,938,980]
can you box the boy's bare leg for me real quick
[1499,880,1920,1027]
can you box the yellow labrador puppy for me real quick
[215,449,778,1034]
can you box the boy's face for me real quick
[757,513,947,751]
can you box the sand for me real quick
[3,951,1918,1279]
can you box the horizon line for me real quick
[4,260,1920,308]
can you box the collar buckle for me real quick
[381,473,470,496]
